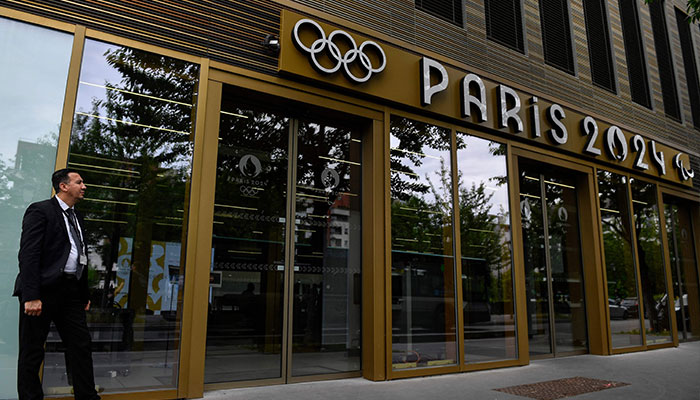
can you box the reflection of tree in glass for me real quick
[390,117,452,256]
[390,117,449,202]
[69,45,198,319]
[459,179,512,310]
[631,181,669,335]
[598,171,636,301]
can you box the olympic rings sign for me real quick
[292,18,387,83]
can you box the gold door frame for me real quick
[510,147,607,359]
[191,68,385,392]
[658,185,700,346]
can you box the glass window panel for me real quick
[544,171,587,354]
[390,116,457,370]
[456,134,516,363]
[204,100,289,383]
[630,179,671,344]
[598,170,643,348]
[520,163,587,357]
[0,18,72,398]
[291,120,362,376]
[519,167,551,356]
[43,39,199,393]
[664,198,700,341]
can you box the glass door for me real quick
[519,161,588,357]
[290,120,362,376]
[203,87,362,385]
[664,196,700,342]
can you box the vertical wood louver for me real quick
[649,0,681,120]
[485,0,524,52]
[539,0,575,74]
[416,0,463,26]
[675,8,700,129]
[582,0,616,91]
[619,0,652,108]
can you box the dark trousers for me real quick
[17,276,100,400]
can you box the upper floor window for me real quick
[619,0,652,107]
[539,0,575,74]
[583,0,616,91]
[649,0,681,119]
[485,0,525,52]
[675,7,700,129]
[416,0,463,26]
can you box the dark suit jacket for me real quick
[13,197,89,303]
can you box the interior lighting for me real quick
[297,192,328,200]
[391,169,420,177]
[79,81,192,107]
[220,110,249,119]
[215,203,258,211]
[469,228,493,233]
[84,217,128,224]
[318,155,361,166]
[68,161,139,175]
[88,183,138,192]
[83,198,136,206]
[71,152,141,166]
[391,147,441,160]
[75,111,190,135]
[228,249,262,255]
[544,180,575,189]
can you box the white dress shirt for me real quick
[56,196,84,274]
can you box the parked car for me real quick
[609,299,629,320]
[620,298,639,318]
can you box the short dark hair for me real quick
[52,168,81,192]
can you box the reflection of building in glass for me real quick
[328,196,350,249]
[10,140,57,203]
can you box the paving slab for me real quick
[203,341,700,400]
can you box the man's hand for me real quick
[84,300,90,311]
[24,299,42,316]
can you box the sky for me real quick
[0,17,73,166]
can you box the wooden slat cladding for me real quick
[4,0,281,73]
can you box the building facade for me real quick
[0,0,699,399]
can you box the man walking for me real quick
[13,168,100,400]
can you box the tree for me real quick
[645,0,700,23]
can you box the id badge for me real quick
[79,254,88,266]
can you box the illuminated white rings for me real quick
[293,18,386,83]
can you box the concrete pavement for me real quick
[204,341,700,400]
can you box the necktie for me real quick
[66,208,85,279]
